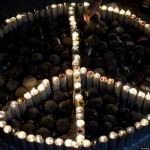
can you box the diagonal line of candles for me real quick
[0,2,150,150]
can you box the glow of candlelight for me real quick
[138,91,145,98]
[51,4,57,9]
[0,120,6,128]
[100,76,107,82]
[18,131,26,139]
[141,119,149,126]
[116,81,122,87]
[75,94,83,101]
[123,85,130,91]
[119,9,125,15]
[10,101,18,108]
[84,2,90,7]
[3,125,11,133]
[109,131,118,139]
[76,120,85,127]
[94,73,100,78]
[69,16,75,22]
[113,7,119,12]
[76,113,84,120]
[118,130,127,137]
[45,137,54,145]
[74,83,81,89]
[99,136,108,142]
[16,14,22,19]
[76,135,85,145]
[27,134,36,142]
[24,92,32,99]
[108,6,113,11]
[68,6,74,11]
[17,97,25,104]
[30,88,38,96]
[87,71,94,77]
[52,77,60,82]
[126,126,135,133]
[37,83,45,92]
[134,122,142,129]
[36,135,44,143]
[83,140,91,147]
[72,141,79,148]
[129,88,137,95]
[66,69,73,75]
[72,60,80,66]
[65,139,72,147]
[107,78,114,84]
[55,138,63,146]
[125,10,131,16]
[80,67,87,73]
[74,55,80,61]
[76,106,84,113]
[101,5,107,10]
[146,92,150,100]
[0,111,6,119]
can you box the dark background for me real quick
[0,0,149,23]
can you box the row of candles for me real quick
[100,5,150,38]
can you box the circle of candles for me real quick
[24,92,33,107]
[0,111,6,121]
[99,135,108,150]
[142,92,150,115]
[17,97,26,115]
[26,134,36,150]
[101,5,107,20]
[30,88,41,106]
[2,106,13,120]
[55,138,64,150]
[108,131,118,150]
[135,91,145,112]
[121,85,130,106]
[125,127,135,146]
[82,139,91,150]
[113,7,119,20]
[37,83,47,101]
[10,101,21,119]
[76,134,85,145]
[45,137,54,150]
[119,9,125,23]
[65,139,72,150]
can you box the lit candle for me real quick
[40,9,45,18]
[130,14,136,26]
[73,71,81,84]
[55,138,64,150]
[64,139,73,150]
[77,3,84,17]
[124,10,131,24]
[45,137,54,150]
[0,111,6,121]
[134,17,141,29]
[84,2,90,13]
[35,135,45,150]
[114,81,122,102]
[65,69,73,90]
[107,7,113,21]
[76,135,85,146]
[119,9,125,23]
[135,91,145,112]
[108,131,118,150]
[70,3,76,10]
[128,88,138,109]
[99,135,108,150]
[134,122,142,143]
[17,97,27,115]
[101,5,107,20]
[82,140,91,150]
[51,4,58,21]
[125,127,135,146]
[26,134,36,150]
[76,120,85,135]
[144,24,150,35]
[117,130,127,149]
[24,92,33,107]
[64,3,68,16]
[30,88,41,106]
[76,113,84,120]
[75,94,84,107]
[73,66,80,72]
[72,60,80,67]
[10,17,18,29]
[100,76,108,95]
[139,20,146,31]
[74,83,81,93]
[17,131,28,150]
[68,6,74,11]
[59,73,67,91]
[3,125,13,145]
[10,101,21,119]
[93,73,100,89]
[2,106,13,120]
[107,78,114,93]
[0,121,6,139]
[72,141,80,149]
[37,83,47,101]
[142,92,150,115]
[80,67,87,89]
[33,9,40,20]
[5,18,13,32]
[140,119,149,137]
[68,10,75,18]
[87,71,94,89]
[76,106,84,114]
[21,12,28,24]
[27,11,34,22]
[52,76,60,92]
[69,16,75,22]
[146,114,150,132]
[58,4,64,17]
[45,6,51,22]
[121,85,130,106]
[72,31,79,41]
[113,7,119,20]
[42,79,51,98]
[16,14,23,26]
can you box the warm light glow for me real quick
[100,76,108,82]
[123,85,130,91]
[3,125,11,133]
[65,139,72,147]
[126,127,134,133]
[80,67,87,74]
[87,71,94,77]
[134,122,142,129]
[108,6,113,11]
[101,5,107,10]
[18,131,26,139]
[94,73,100,78]
[146,92,150,100]
[16,14,22,19]
[99,136,108,142]
[72,60,80,66]
[72,141,79,148]
[84,2,90,7]
[119,9,125,14]
[113,7,119,12]
[141,119,149,126]
[118,130,127,137]
[76,120,85,127]
[10,17,16,21]
[55,138,63,146]
[131,14,136,19]
[17,97,25,104]
[115,81,122,87]
[76,106,84,113]
[36,135,44,143]
[83,140,91,147]
[125,10,131,16]
[75,94,83,101]
[107,78,114,84]
[30,88,38,96]
[37,83,45,92]
[5,19,11,23]
[129,88,137,95]
[109,131,118,139]
[0,121,6,128]
[0,111,5,119]
[10,101,18,108]
[27,134,36,142]
[24,92,32,99]
[45,137,54,145]
[66,69,73,75]
[74,83,81,89]
[51,4,57,9]
[76,135,85,144]
[138,91,145,98]
[76,113,84,120]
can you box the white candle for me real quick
[30,88,41,106]
[17,97,26,115]
[37,83,47,101]
[73,71,81,84]
[125,127,135,146]
[24,92,33,107]
[117,130,127,149]
[107,78,114,93]
[72,31,79,41]
[10,101,21,119]
[107,7,113,21]
[124,10,131,24]
[45,137,54,150]
[5,18,13,32]
[82,140,91,150]
[99,135,108,150]
[144,24,150,35]
[139,20,146,31]
[100,76,108,94]
[108,131,118,150]
[75,94,84,107]
[21,12,28,24]
[113,7,119,20]
[72,60,80,67]
[70,3,76,10]
[76,135,85,145]
[34,9,40,20]
[52,76,60,92]
[76,113,84,120]
[17,131,28,149]
[58,4,64,17]
[40,9,45,18]
[80,67,87,89]
[74,83,81,93]
[142,92,150,115]
[76,120,85,134]
[55,138,64,150]
[45,6,51,22]
[140,119,149,136]
[135,91,145,112]
[101,5,107,20]
[119,9,125,23]
[27,11,34,22]
[35,135,45,149]
[65,69,73,90]
[128,88,138,109]
[77,3,84,17]
[114,81,122,101]
[121,85,130,106]
[93,73,101,89]
[10,17,18,29]
[130,14,136,26]
[51,4,58,21]
[16,14,23,26]
[0,111,6,121]
[76,106,84,113]
[27,134,36,150]
[64,139,72,150]
[87,71,94,89]
[59,73,67,91]
[42,79,51,98]
[2,106,13,120]
[84,2,90,13]
[73,66,80,72]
